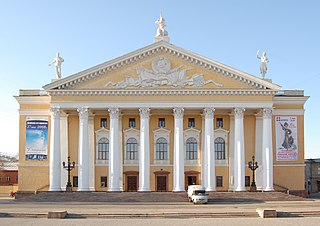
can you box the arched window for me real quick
[98,137,109,160]
[214,137,225,160]
[156,137,168,160]
[186,137,198,160]
[126,137,138,160]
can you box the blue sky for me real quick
[0,0,319,158]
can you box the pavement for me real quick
[1,193,320,226]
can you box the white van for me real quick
[187,185,208,204]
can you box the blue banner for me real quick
[25,119,48,160]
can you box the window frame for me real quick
[158,118,165,128]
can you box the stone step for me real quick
[16,191,306,203]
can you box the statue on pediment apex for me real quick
[155,12,168,37]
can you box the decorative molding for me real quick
[263,108,273,119]
[108,108,120,119]
[139,107,151,119]
[43,42,281,91]
[77,107,89,119]
[234,108,245,119]
[273,109,305,115]
[173,107,184,119]
[273,164,305,167]
[50,107,60,118]
[47,89,278,97]
[50,101,274,109]
[19,110,50,116]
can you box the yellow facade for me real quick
[15,41,308,194]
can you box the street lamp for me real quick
[62,156,75,192]
[248,155,258,191]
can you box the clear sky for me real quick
[0,0,319,158]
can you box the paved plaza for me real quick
[1,194,320,225]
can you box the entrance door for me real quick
[127,176,138,192]
[187,176,197,186]
[317,180,320,192]
[156,176,167,192]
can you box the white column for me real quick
[139,107,151,192]
[228,115,235,191]
[49,107,61,191]
[255,112,263,190]
[201,115,207,188]
[119,115,123,192]
[108,108,121,192]
[173,107,184,192]
[262,108,274,191]
[234,108,246,191]
[77,107,89,191]
[204,108,216,192]
[60,114,68,191]
[88,115,95,191]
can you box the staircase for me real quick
[16,191,306,203]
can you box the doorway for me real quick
[184,171,200,190]
[187,176,197,186]
[127,176,138,192]
[156,176,167,192]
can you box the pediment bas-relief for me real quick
[105,56,223,89]
[67,53,263,91]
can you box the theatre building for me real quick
[15,16,308,195]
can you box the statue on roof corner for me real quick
[155,12,168,37]
[256,50,269,79]
[49,52,64,79]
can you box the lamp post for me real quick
[248,155,258,191]
[62,156,75,192]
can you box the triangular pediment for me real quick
[43,41,281,94]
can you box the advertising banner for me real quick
[275,116,298,161]
[25,119,48,160]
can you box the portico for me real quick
[47,102,275,192]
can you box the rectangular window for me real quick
[73,176,78,187]
[318,167,320,175]
[245,176,250,187]
[16,176,18,182]
[101,118,107,128]
[129,118,136,128]
[188,118,195,128]
[6,176,10,182]
[158,118,165,128]
[216,118,223,128]
[101,176,107,187]
[216,176,223,187]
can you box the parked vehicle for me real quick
[187,185,208,204]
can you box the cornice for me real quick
[47,89,278,97]
[273,96,309,105]
[43,41,281,91]
[15,96,51,105]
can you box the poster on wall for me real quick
[275,116,298,161]
[25,118,48,160]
